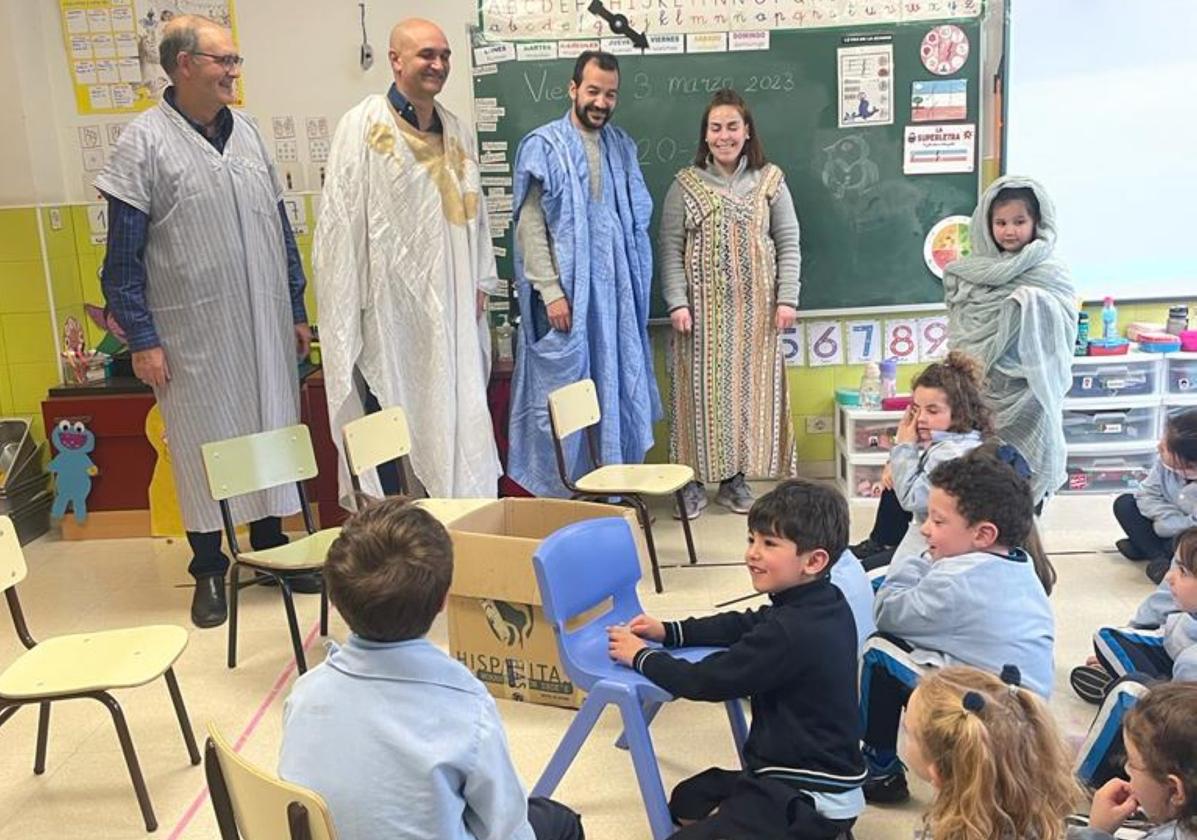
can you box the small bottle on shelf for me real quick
[858,362,882,409]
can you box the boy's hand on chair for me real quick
[607,625,647,666]
[629,614,666,641]
[1088,779,1139,833]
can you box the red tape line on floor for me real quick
[166,619,323,840]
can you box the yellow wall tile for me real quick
[0,261,49,314]
[0,374,12,416]
[40,207,76,259]
[1,313,56,365]
[78,254,103,303]
[0,209,39,262]
[7,361,60,414]
[70,205,107,257]
[49,257,83,309]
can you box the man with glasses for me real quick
[96,15,312,629]
[314,18,501,505]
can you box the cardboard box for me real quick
[447,498,647,709]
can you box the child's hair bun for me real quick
[942,350,984,385]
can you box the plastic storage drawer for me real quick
[1062,451,1155,494]
[1068,359,1160,399]
[1061,406,1159,446]
[1167,356,1197,395]
[848,418,901,453]
[838,455,886,499]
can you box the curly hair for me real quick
[911,351,995,437]
[910,667,1081,840]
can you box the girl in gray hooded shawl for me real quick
[942,176,1078,506]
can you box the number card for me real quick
[781,323,805,367]
[807,320,844,367]
[846,320,882,364]
[917,316,949,362]
[884,320,920,364]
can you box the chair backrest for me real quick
[341,407,411,477]
[547,379,601,441]
[201,425,317,501]
[533,517,643,658]
[205,725,337,840]
[0,516,27,593]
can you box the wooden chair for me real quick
[547,379,697,593]
[205,724,337,840]
[200,424,340,675]
[0,515,199,832]
[341,405,412,496]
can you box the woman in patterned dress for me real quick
[660,88,802,520]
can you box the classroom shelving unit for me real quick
[831,352,1197,498]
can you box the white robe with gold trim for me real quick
[315,95,500,505]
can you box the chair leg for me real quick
[615,700,663,750]
[205,738,241,840]
[630,495,664,594]
[0,703,19,729]
[94,691,157,832]
[531,694,609,799]
[615,693,674,840]
[675,489,699,566]
[723,698,749,768]
[279,581,308,674]
[34,702,50,774]
[164,668,201,765]
[227,561,242,669]
[318,578,329,637]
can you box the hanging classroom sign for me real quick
[903,123,976,175]
[923,215,972,278]
[837,39,894,128]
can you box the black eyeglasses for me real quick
[191,52,244,69]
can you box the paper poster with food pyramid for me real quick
[924,215,972,278]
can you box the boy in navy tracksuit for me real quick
[608,479,866,840]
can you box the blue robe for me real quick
[508,112,660,497]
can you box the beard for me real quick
[574,99,611,129]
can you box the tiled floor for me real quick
[0,489,1150,839]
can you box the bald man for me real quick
[315,18,502,506]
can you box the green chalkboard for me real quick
[472,20,981,315]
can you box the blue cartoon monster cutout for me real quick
[49,419,98,523]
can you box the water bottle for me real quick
[879,357,898,400]
[494,315,514,363]
[1075,311,1089,356]
[859,362,882,409]
[1101,296,1118,340]
[1167,305,1189,336]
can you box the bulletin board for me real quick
[58,0,243,116]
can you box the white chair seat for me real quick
[574,464,694,496]
[237,528,341,571]
[0,625,188,699]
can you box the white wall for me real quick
[0,0,478,205]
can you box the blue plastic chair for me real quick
[531,517,749,840]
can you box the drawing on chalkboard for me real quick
[838,43,893,128]
[821,135,880,200]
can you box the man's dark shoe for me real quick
[191,574,227,628]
